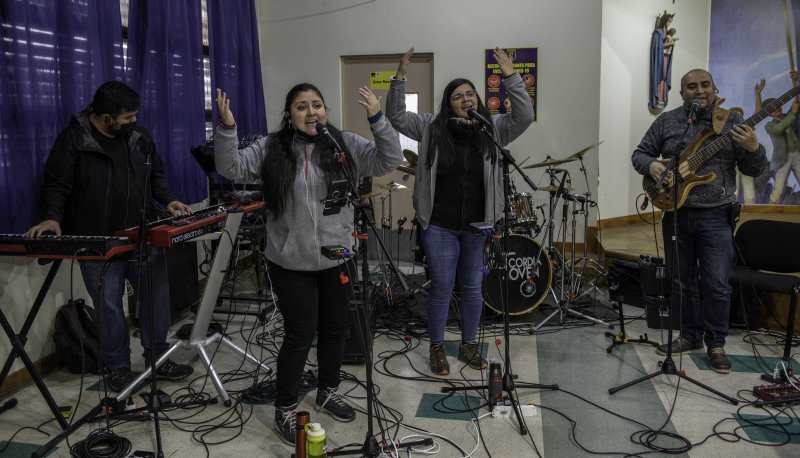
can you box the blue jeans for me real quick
[79,247,171,369]
[662,205,734,348]
[422,224,485,344]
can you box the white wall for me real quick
[599,0,710,219]
[255,0,603,229]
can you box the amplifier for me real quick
[644,295,681,330]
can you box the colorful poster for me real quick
[484,47,537,121]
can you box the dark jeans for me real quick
[662,205,734,348]
[79,247,170,369]
[269,260,353,408]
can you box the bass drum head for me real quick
[484,234,552,315]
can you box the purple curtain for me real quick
[126,0,206,205]
[0,0,123,233]
[208,0,267,137]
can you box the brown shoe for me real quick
[429,343,450,376]
[656,336,703,355]
[707,347,731,374]
[458,342,488,370]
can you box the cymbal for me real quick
[565,141,603,160]
[403,149,418,167]
[376,181,408,191]
[361,191,383,199]
[397,165,415,175]
[523,156,576,169]
[536,184,573,193]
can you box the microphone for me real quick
[466,108,492,129]
[315,123,344,152]
[397,216,408,234]
[687,100,700,125]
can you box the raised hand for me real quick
[755,78,765,94]
[216,88,236,127]
[357,86,382,117]
[493,47,514,77]
[396,48,414,80]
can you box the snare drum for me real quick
[507,192,537,226]
[484,234,552,315]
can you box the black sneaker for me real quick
[315,387,356,422]
[274,403,297,445]
[656,337,703,355]
[707,347,731,374]
[155,359,194,381]
[108,367,139,392]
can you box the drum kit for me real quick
[364,144,608,326]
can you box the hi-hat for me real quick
[376,181,408,191]
[397,165,415,175]
[523,156,576,169]
[403,149,418,167]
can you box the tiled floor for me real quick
[1,273,799,457]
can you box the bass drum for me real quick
[484,234,552,315]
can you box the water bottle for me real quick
[488,358,503,406]
[305,422,327,458]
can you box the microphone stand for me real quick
[319,135,410,457]
[134,143,167,457]
[608,111,738,405]
[441,122,558,437]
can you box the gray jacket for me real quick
[386,73,535,229]
[214,115,401,270]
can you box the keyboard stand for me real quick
[116,208,272,405]
[0,260,70,429]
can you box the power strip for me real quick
[492,404,537,417]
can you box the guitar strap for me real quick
[710,96,740,134]
[711,108,730,134]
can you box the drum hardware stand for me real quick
[373,176,408,301]
[214,227,275,322]
[566,155,610,305]
[441,123,558,437]
[534,173,612,331]
[607,117,738,405]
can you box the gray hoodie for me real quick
[214,115,401,270]
[386,73,535,229]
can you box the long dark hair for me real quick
[260,83,355,218]
[426,78,494,172]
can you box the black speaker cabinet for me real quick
[129,244,199,325]
[166,243,200,321]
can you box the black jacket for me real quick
[40,110,178,235]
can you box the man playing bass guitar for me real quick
[631,69,767,373]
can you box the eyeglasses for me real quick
[450,91,477,102]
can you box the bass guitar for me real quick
[643,84,800,211]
